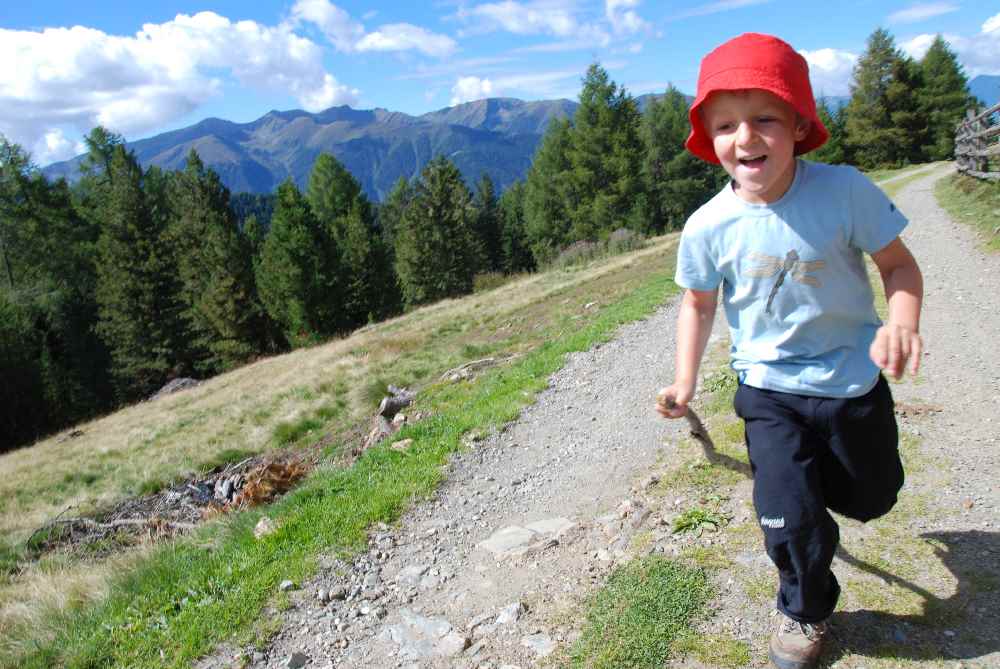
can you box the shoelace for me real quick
[781,618,827,641]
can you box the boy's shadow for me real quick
[826,531,1000,664]
[683,412,1000,664]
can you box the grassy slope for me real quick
[1,236,687,667]
[934,173,1000,253]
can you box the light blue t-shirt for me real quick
[675,160,908,398]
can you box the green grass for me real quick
[4,265,681,668]
[864,163,934,184]
[881,168,937,201]
[935,173,1000,253]
[674,633,752,669]
[568,556,711,669]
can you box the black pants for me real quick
[733,375,904,623]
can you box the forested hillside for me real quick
[0,28,977,452]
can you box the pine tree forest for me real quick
[0,28,977,452]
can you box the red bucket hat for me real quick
[685,33,829,164]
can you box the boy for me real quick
[655,33,924,669]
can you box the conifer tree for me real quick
[307,153,369,244]
[168,150,270,371]
[844,28,925,167]
[811,100,847,164]
[641,86,727,230]
[566,63,648,238]
[256,179,343,344]
[472,173,502,271]
[378,176,413,255]
[497,181,534,273]
[93,145,185,399]
[394,156,479,308]
[523,117,574,264]
[306,153,398,325]
[919,35,974,160]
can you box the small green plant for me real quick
[672,507,728,536]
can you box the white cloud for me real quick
[458,0,610,46]
[356,24,457,57]
[291,0,364,51]
[983,11,1000,34]
[606,0,650,36]
[292,0,456,56]
[668,0,772,20]
[800,48,858,97]
[900,13,1000,77]
[449,67,585,104]
[34,129,84,165]
[451,76,496,104]
[888,2,958,24]
[0,13,358,165]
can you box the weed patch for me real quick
[569,557,711,669]
[672,507,729,536]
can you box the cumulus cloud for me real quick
[292,0,456,56]
[291,0,364,51]
[0,12,358,165]
[457,0,610,47]
[606,0,650,36]
[888,2,958,24]
[451,76,496,104]
[356,24,457,57]
[450,67,584,104]
[800,48,858,97]
[900,12,1000,77]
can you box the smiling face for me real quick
[700,89,810,204]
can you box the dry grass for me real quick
[0,234,680,651]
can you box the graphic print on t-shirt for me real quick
[744,250,826,314]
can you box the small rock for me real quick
[286,651,309,668]
[962,499,975,510]
[496,601,525,625]
[254,517,277,539]
[392,438,414,451]
[330,585,347,600]
[521,633,557,657]
[279,580,296,592]
[437,631,471,656]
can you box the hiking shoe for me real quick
[769,612,828,669]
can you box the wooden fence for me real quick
[956,102,1000,181]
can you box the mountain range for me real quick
[42,76,995,201]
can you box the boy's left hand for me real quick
[870,323,923,379]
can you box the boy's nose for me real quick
[736,121,755,145]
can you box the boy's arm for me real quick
[870,237,924,379]
[656,287,718,418]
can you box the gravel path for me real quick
[218,166,998,669]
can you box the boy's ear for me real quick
[794,114,811,142]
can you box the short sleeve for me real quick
[847,168,909,254]
[675,220,722,291]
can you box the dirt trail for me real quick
[228,166,999,669]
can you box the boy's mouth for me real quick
[738,155,767,167]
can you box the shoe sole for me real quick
[769,648,816,669]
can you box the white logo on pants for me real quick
[760,516,785,529]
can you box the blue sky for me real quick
[2,1,998,165]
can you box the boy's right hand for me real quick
[655,384,694,419]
